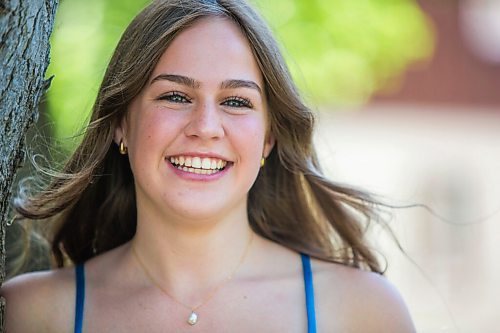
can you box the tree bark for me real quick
[0,0,58,330]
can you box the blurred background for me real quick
[14,0,500,331]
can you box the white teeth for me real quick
[201,158,212,170]
[175,166,217,175]
[192,157,202,168]
[168,155,228,171]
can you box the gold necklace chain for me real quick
[131,232,254,326]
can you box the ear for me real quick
[263,132,276,158]
[114,117,128,146]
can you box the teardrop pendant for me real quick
[187,311,198,325]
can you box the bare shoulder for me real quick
[311,258,416,333]
[1,267,75,333]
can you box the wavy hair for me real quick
[14,0,383,273]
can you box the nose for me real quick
[183,101,225,140]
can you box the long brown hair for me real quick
[14,0,383,273]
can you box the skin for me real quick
[1,18,416,332]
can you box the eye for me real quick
[222,96,253,108]
[157,91,191,103]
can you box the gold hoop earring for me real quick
[119,140,128,155]
[260,157,265,167]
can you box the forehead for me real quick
[150,17,263,87]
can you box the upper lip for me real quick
[166,152,232,162]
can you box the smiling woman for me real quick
[2,0,415,332]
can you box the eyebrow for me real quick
[150,74,262,95]
[220,79,262,95]
[151,74,200,89]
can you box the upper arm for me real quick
[314,262,416,333]
[1,270,75,333]
[353,273,416,333]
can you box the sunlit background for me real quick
[24,0,500,331]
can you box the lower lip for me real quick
[166,160,231,181]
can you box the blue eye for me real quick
[158,92,191,103]
[222,96,253,108]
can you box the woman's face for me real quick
[117,17,274,224]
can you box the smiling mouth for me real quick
[167,155,229,175]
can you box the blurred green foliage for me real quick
[256,0,433,104]
[46,0,150,147]
[46,0,433,148]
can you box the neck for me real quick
[129,205,254,301]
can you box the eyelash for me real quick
[222,96,253,108]
[157,92,253,109]
[157,91,191,103]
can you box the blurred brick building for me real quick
[375,0,500,108]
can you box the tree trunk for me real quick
[0,0,58,330]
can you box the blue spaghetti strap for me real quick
[301,253,317,333]
[74,264,85,333]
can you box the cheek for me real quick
[127,109,183,171]
[226,116,267,160]
[130,109,181,148]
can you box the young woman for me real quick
[2,0,416,332]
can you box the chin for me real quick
[168,200,246,225]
